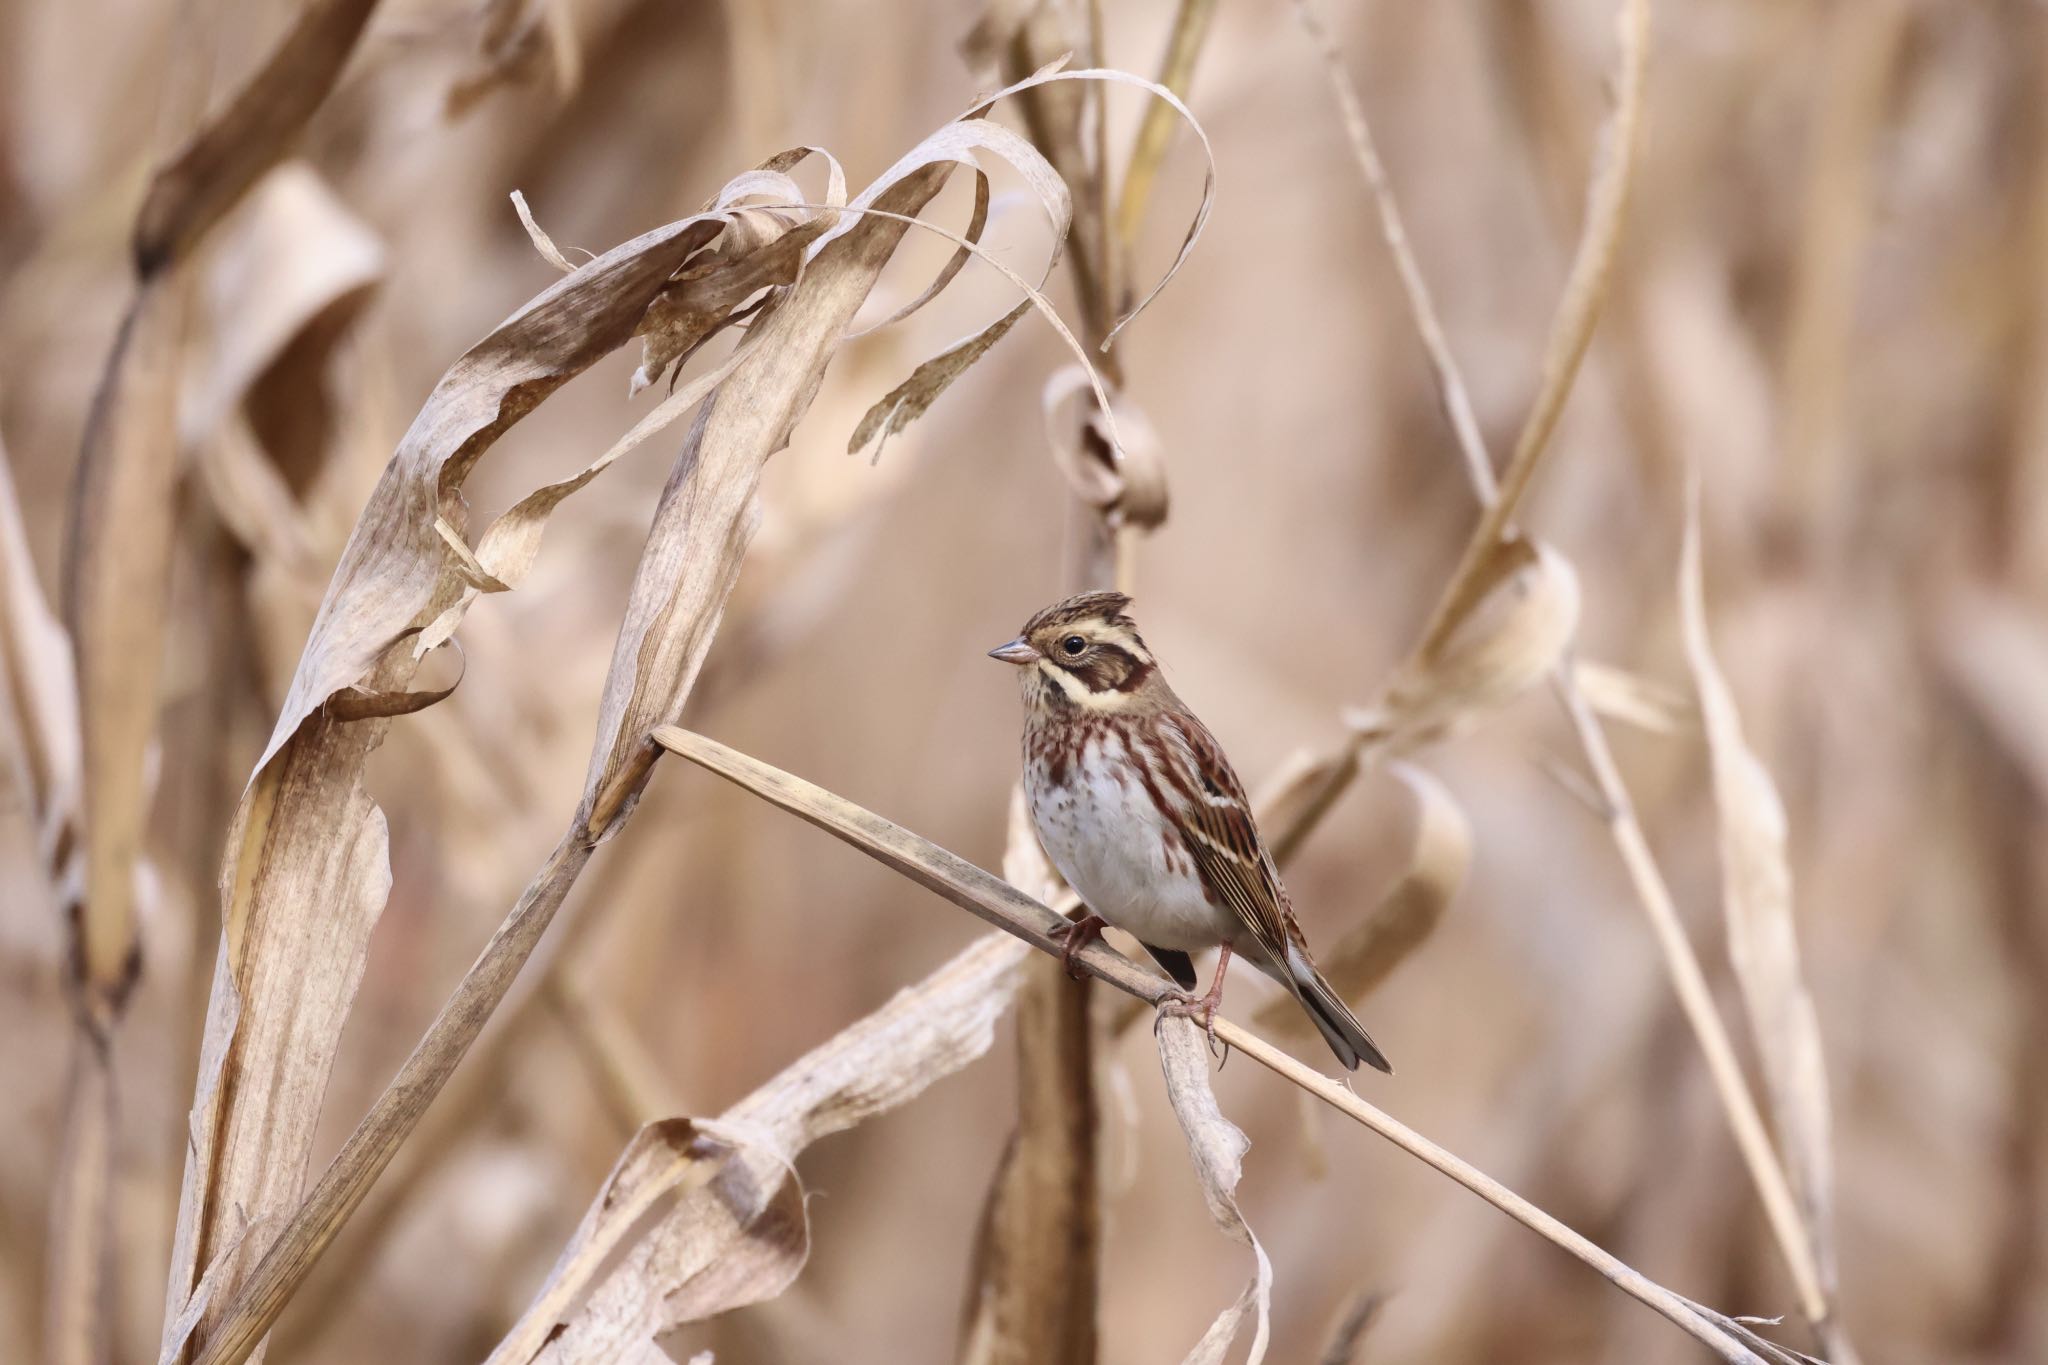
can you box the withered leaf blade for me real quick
[132,0,384,274]
[166,196,756,1365]
[1156,1015,1271,1365]
[495,934,1031,1363]
[1678,484,1841,1301]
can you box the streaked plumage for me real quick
[989,591,1391,1073]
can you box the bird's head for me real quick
[988,590,1159,713]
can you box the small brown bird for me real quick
[990,590,1391,1073]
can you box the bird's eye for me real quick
[1062,635,1087,656]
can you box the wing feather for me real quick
[1153,712,1295,963]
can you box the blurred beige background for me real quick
[3,0,2044,1361]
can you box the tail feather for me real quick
[1284,946,1392,1074]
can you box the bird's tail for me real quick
[1283,944,1392,1074]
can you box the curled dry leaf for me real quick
[1042,365,1169,529]
[1351,534,1581,750]
[1254,762,1469,1040]
[188,163,385,445]
[1678,484,1841,1303]
[846,66,1216,458]
[1156,1015,1272,1365]
[492,932,1032,1364]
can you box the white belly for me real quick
[1024,726,1235,952]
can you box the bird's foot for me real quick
[1056,914,1108,980]
[1160,977,1229,1062]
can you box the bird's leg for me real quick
[1161,944,1232,1057]
[1056,913,1108,980]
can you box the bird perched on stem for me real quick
[989,590,1391,1073]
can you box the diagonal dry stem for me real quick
[649,726,1803,1365]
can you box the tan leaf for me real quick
[166,187,769,1365]
[63,273,189,1006]
[1156,1016,1272,1365]
[1352,534,1580,750]
[495,933,1031,1364]
[131,0,383,275]
[1678,482,1840,1302]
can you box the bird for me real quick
[988,589,1392,1073]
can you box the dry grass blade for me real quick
[1156,1016,1271,1365]
[652,726,1811,1364]
[1313,1291,1384,1365]
[1679,481,1843,1321]
[1408,0,1648,665]
[494,932,1031,1362]
[1291,0,1494,499]
[1254,762,1468,1040]
[1115,0,1218,251]
[1575,659,1694,735]
[0,435,79,886]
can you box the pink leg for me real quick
[1057,913,1108,980]
[1161,943,1232,1051]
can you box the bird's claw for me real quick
[1160,990,1229,1064]
[1056,914,1107,980]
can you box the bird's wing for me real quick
[1155,710,1296,964]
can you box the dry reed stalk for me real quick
[650,725,1817,1365]
[1295,0,1853,1353]
[951,19,1215,1358]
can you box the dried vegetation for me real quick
[0,0,2041,1363]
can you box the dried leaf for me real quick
[1678,484,1840,1303]
[63,274,189,1007]
[1255,762,1468,1039]
[188,163,385,443]
[132,0,383,274]
[1156,1016,1271,1365]
[1041,365,1169,528]
[181,87,1062,1359]
[1353,535,1580,749]
[496,933,1032,1363]
[166,191,764,1365]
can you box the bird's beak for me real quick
[987,637,1039,666]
